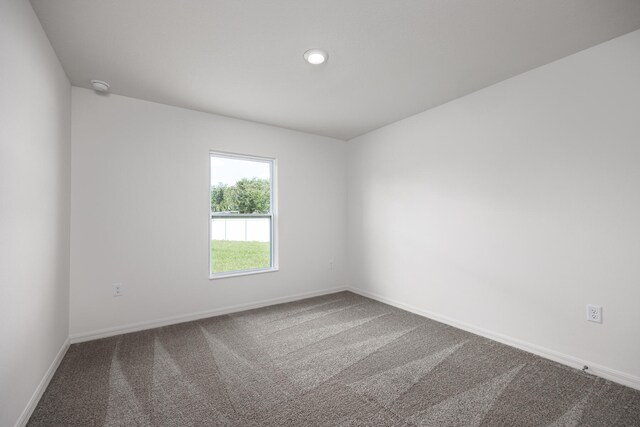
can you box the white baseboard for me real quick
[347,286,640,391]
[70,286,348,344]
[15,337,70,427]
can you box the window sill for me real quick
[209,267,279,280]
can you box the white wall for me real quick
[0,1,71,425]
[348,30,640,382]
[70,88,347,337]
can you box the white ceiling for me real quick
[31,0,640,140]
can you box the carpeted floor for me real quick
[29,291,640,426]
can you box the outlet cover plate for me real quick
[586,304,602,323]
[113,283,123,297]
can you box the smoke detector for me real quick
[91,80,110,93]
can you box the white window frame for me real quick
[209,150,278,279]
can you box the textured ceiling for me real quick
[31,0,640,140]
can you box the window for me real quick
[209,151,277,278]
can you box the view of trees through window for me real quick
[210,178,270,214]
[210,153,274,276]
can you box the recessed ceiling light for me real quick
[91,80,110,93]
[303,49,328,65]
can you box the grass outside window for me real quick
[211,240,270,274]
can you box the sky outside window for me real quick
[211,156,270,186]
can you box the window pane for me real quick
[210,153,274,276]
[211,217,271,274]
[211,156,271,214]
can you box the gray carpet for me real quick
[29,291,640,426]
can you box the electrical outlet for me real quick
[113,283,124,297]
[329,260,334,271]
[586,304,602,323]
